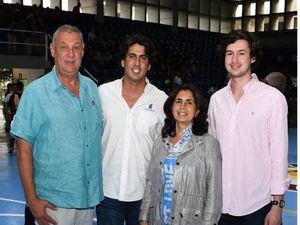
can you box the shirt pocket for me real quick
[84,96,102,131]
[136,110,157,134]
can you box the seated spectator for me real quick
[264,71,287,93]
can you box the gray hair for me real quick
[51,24,84,45]
[264,72,287,93]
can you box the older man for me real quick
[11,25,103,225]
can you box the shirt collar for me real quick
[144,78,152,94]
[227,73,259,95]
[119,77,151,94]
[50,66,83,91]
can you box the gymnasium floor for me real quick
[0,115,297,225]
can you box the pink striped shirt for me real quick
[208,74,290,216]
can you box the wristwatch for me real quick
[271,200,285,208]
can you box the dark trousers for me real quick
[24,205,35,225]
[96,197,142,225]
[218,203,275,225]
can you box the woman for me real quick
[139,84,222,225]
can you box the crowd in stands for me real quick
[0,3,227,97]
[0,2,296,100]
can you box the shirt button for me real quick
[174,190,177,193]
[176,162,180,165]
[86,145,89,147]
[84,126,87,130]
[87,181,90,184]
[171,216,174,220]
[87,163,90,167]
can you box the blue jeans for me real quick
[218,203,277,225]
[96,197,142,225]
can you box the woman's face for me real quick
[172,89,199,128]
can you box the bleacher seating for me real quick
[3,3,296,100]
[0,3,228,96]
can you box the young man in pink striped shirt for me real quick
[208,30,290,225]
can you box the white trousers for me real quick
[35,207,94,225]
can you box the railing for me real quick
[0,28,99,83]
[0,27,48,62]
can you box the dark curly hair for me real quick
[217,30,263,71]
[162,84,208,138]
[120,34,154,63]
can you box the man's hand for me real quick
[28,197,58,225]
[264,206,282,225]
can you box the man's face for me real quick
[50,31,84,77]
[225,39,254,79]
[122,43,150,83]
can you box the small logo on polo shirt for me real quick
[145,103,155,112]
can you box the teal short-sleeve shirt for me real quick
[11,68,104,208]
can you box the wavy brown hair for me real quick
[120,34,154,63]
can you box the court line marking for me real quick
[0,197,25,204]
[0,213,24,217]
[283,209,297,214]
[0,214,99,219]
